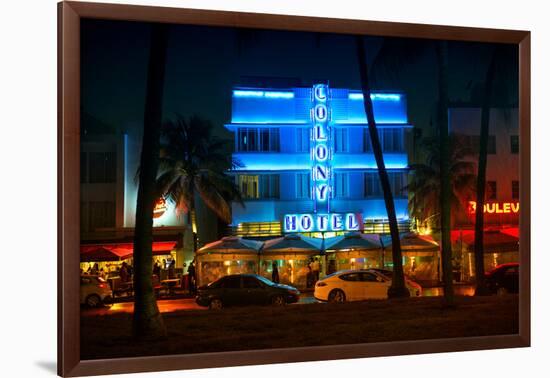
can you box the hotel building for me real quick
[225,84,413,237]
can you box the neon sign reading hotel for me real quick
[284,84,360,233]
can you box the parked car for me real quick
[315,270,391,302]
[80,275,113,307]
[196,274,300,310]
[484,263,519,295]
[368,268,423,297]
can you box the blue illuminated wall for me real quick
[226,85,412,233]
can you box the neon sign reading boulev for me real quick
[284,213,361,233]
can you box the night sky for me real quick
[81,19,518,142]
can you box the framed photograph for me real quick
[58,1,530,376]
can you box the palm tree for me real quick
[435,41,455,306]
[473,46,500,296]
[407,134,477,232]
[155,115,243,232]
[132,23,169,339]
[355,35,409,298]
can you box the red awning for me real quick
[80,241,177,262]
[452,230,519,253]
[80,247,133,262]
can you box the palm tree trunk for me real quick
[474,48,498,296]
[132,23,169,339]
[435,41,454,306]
[355,36,409,298]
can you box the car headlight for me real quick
[316,282,327,287]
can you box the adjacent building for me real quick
[448,108,520,280]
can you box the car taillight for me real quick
[98,283,106,289]
[316,282,327,287]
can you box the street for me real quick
[82,293,319,316]
[81,285,475,316]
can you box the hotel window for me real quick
[333,172,349,198]
[511,135,519,154]
[364,172,382,197]
[390,172,407,197]
[364,172,407,197]
[88,151,116,183]
[296,173,311,199]
[512,180,519,199]
[237,128,280,152]
[363,128,403,152]
[486,181,497,200]
[238,174,279,199]
[238,175,259,198]
[259,174,280,199]
[296,128,310,152]
[334,128,348,152]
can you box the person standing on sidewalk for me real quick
[187,260,196,294]
[272,261,280,284]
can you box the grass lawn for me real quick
[81,295,518,360]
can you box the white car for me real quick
[80,275,113,307]
[368,268,423,297]
[314,269,421,302]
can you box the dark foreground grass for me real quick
[81,295,518,360]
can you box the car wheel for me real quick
[271,295,285,306]
[328,289,346,303]
[497,287,508,296]
[86,294,101,308]
[209,298,223,310]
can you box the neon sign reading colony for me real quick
[283,84,361,233]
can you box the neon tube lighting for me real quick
[348,93,401,101]
[233,90,295,99]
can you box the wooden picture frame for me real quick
[58,1,530,376]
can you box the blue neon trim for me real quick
[233,90,295,99]
[349,93,402,101]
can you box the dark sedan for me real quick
[485,263,519,295]
[196,274,300,309]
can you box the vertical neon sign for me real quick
[282,84,360,233]
[311,84,331,218]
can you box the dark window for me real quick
[360,272,380,282]
[243,276,262,288]
[512,181,519,199]
[88,151,116,183]
[511,135,519,154]
[339,273,361,281]
[88,201,115,230]
[260,129,269,151]
[333,172,349,198]
[364,128,403,152]
[364,172,382,197]
[296,128,310,152]
[334,128,348,152]
[259,174,280,199]
[237,128,280,152]
[296,173,310,199]
[486,181,497,200]
[364,172,406,197]
[221,276,241,289]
